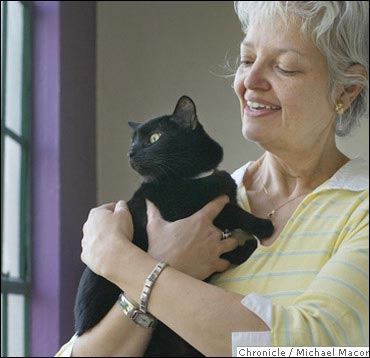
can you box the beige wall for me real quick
[97,1,369,203]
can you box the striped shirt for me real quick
[55,158,369,357]
[210,157,369,353]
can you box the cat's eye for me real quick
[150,132,162,144]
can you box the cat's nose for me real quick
[128,149,136,158]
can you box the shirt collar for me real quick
[233,157,369,192]
[325,157,369,191]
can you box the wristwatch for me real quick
[118,293,157,329]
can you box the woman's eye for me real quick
[277,66,297,74]
[239,59,253,67]
[150,132,161,144]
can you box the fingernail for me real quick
[146,199,153,208]
[115,200,126,211]
[146,200,156,218]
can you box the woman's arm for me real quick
[62,203,153,357]
[115,247,268,356]
[71,300,153,357]
[80,198,269,357]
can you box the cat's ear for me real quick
[128,121,141,130]
[172,95,198,130]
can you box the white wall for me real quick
[97,1,369,203]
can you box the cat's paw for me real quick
[254,219,274,239]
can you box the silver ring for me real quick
[221,229,232,240]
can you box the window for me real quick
[1,1,31,357]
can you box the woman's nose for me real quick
[243,64,271,91]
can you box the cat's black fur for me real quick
[74,96,274,356]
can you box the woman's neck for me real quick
[257,147,349,199]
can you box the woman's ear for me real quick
[338,64,367,108]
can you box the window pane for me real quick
[1,2,4,98]
[5,0,24,136]
[1,294,4,357]
[2,136,21,278]
[8,293,25,357]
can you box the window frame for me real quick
[1,1,31,356]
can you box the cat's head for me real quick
[128,96,223,181]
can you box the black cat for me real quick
[74,96,274,356]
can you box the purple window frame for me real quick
[31,2,96,355]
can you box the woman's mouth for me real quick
[244,100,282,117]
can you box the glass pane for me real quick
[2,136,21,278]
[5,0,24,135]
[1,2,4,103]
[1,294,4,357]
[8,293,25,357]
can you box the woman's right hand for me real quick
[146,196,239,280]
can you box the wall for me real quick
[97,1,254,202]
[97,1,369,203]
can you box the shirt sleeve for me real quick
[54,334,78,357]
[232,293,273,356]
[233,202,368,350]
[272,213,369,346]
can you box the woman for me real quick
[56,1,369,356]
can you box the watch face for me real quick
[133,311,156,328]
[119,294,156,328]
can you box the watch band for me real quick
[118,293,157,329]
[140,261,168,313]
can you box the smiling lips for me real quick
[244,100,282,117]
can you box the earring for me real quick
[335,102,345,133]
[335,102,345,115]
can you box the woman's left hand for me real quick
[81,200,134,281]
[146,196,238,280]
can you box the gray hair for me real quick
[234,1,369,136]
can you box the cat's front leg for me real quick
[213,203,273,265]
[214,203,274,239]
[220,238,258,265]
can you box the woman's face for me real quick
[234,17,336,153]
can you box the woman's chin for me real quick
[242,123,267,144]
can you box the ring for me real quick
[221,229,232,240]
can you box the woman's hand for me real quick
[146,196,239,280]
[81,200,134,281]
